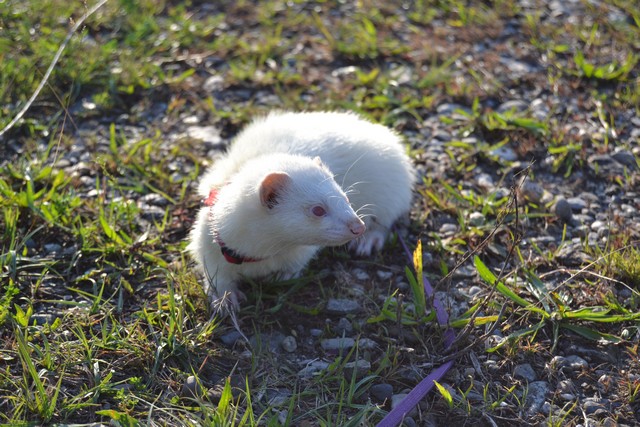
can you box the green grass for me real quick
[1,0,640,425]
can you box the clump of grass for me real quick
[605,245,640,288]
[572,50,638,82]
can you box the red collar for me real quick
[203,187,263,265]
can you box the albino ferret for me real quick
[187,111,415,310]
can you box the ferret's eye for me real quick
[311,205,327,217]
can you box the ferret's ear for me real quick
[260,172,291,209]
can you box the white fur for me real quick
[187,111,415,308]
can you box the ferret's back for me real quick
[228,111,399,159]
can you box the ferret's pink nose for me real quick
[350,220,366,236]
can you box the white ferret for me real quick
[187,111,415,310]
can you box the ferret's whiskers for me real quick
[340,153,367,189]
[355,203,376,215]
[344,181,367,196]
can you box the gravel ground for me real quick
[2,0,640,425]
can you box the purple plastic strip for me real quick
[376,239,456,427]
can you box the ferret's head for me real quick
[253,155,365,247]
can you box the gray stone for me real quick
[181,375,199,398]
[590,220,608,231]
[352,268,370,281]
[320,337,355,352]
[612,149,637,169]
[266,388,292,406]
[499,56,538,75]
[32,313,56,325]
[203,74,224,92]
[43,243,62,254]
[187,125,223,146]
[370,383,393,404]
[497,99,529,113]
[376,270,393,280]
[514,363,537,382]
[139,204,165,221]
[335,317,353,335]
[491,145,518,162]
[358,338,377,350]
[567,197,588,211]
[583,397,610,415]
[344,359,371,378]
[139,192,169,206]
[439,223,457,235]
[401,417,417,427]
[468,212,485,227]
[557,379,576,394]
[250,332,285,352]
[436,103,470,117]
[549,355,588,372]
[281,335,297,353]
[298,360,330,378]
[326,298,361,314]
[524,381,549,416]
[553,197,573,222]
[476,173,495,191]
[588,154,625,174]
[220,331,243,346]
[519,180,545,204]
[467,286,483,297]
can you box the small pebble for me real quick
[524,381,550,416]
[557,379,575,394]
[43,243,62,254]
[32,313,56,325]
[326,298,361,314]
[439,223,457,234]
[401,417,417,427]
[281,336,297,353]
[583,397,610,415]
[320,337,355,352]
[267,389,292,406]
[298,360,330,378]
[376,270,393,280]
[491,145,518,162]
[476,173,495,191]
[310,329,323,338]
[352,268,370,281]
[611,149,637,169]
[553,197,573,222]
[519,180,544,204]
[220,331,243,346]
[181,375,198,398]
[335,317,353,335]
[358,338,377,350]
[370,383,393,404]
[344,359,371,378]
[187,125,223,146]
[513,363,537,382]
[468,211,485,227]
[567,197,588,211]
[549,355,588,371]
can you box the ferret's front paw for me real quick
[349,229,387,256]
